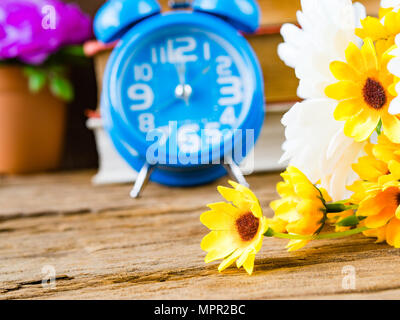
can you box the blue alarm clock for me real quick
[94,0,265,197]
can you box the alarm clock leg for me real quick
[130,162,154,198]
[223,161,249,188]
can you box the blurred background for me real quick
[0,0,381,177]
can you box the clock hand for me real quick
[176,62,186,86]
[190,60,215,87]
[174,62,192,106]
[156,60,214,112]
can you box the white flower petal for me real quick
[389,97,400,115]
[381,0,400,10]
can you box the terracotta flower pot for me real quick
[0,66,66,174]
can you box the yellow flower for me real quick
[356,11,400,57]
[349,134,400,188]
[325,38,400,143]
[352,143,389,182]
[348,135,400,247]
[372,133,400,163]
[200,181,267,275]
[268,166,331,251]
[350,179,400,248]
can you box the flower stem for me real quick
[264,226,369,240]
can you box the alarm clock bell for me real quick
[94,0,264,198]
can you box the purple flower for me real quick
[0,0,93,65]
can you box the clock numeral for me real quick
[151,37,198,64]
[128,84,154,111]
[134,64,153,82]
[151,47,158,64]
[203,42,211,61]
[169,37,198,63]
[220,106,236,125]
[217,76,243,106]
[216,56,232,77]
[138,113,155,133]
[178,124,200,153]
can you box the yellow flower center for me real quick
[236,212,259,242]
[362,78,387,110]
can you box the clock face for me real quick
[109,25,255,161]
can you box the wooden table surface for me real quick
[1,170,400,300]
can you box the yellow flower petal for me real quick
[205,247,236,264]
[363,225,387,243]
[344,110,380,142]
[201,230,236,252]
[345,42,366,73]
[358,194,388,217]
[356,17,387,41]
[329,61,359,81]
[325,80,360,100]
[381,113,400,143]
[395,205,400,220]
[352,155,388,182]
[383,11,400,36]
[333,99,363,121]
[319,187,332,202]
[388,160,400,179]
[242,253,256,275]
[207,202,241,217]
[386,218,400,248]
[373,134,400,163]
[200,209,234,231]
[286,239,310,252]
[236,248,251,268]
[266,217,287,233]
[218,248,244,272]
[361,38,379,71]
[364,206,395,229]
[276,181,294,197]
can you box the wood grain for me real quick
[1,171,400,299]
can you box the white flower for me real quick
[278,0,367,200]
[278,0,365,99]
[387,34,400,115]
[381,0,400,11]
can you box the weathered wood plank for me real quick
[1,172,400,300]
[0,171,279,219]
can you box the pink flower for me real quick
[0,0,93,65]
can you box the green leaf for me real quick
[49,76,74,102]
[23,67,47,93]
[29,72,47,92]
